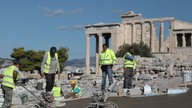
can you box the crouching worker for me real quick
[51,82,64,101]
[64,80,82,99]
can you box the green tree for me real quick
[57,47,69,72]
[116,42,153,57]
[11,47,25,59]
[11,47,68,72]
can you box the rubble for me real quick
[0,54,192,107]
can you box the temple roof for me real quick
[121,11,142,18]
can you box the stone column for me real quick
[150,22,155,52]
[95,35,99,75]
[132,23,136,44]
[169,20,174,53]
[191,34,192,47]
[175,34,177,47]
[85,34,90,74]
[182,33,186,47]
[159,21,164,52]
[141,22,145,43]
[95,33,102,75]
[99,34,103,54]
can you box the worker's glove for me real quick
[16,80,22,85]
[112,61,116,65]
[64,95,67,99]
[41,73,45,79]
[0,74,4,78]
[99,65,102,68]
[38,77,46,83]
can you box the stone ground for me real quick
[63,85,192,108]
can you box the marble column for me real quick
[169,20,174,53]
[95,35,99,75]
[175,34,177,47]
[159,21,164,52]
[95,33,102,75]
[141,22,145,43]
[85,34,90,74]
[132,23,136,44]
[150,22,155,52]
[190,34,192,47]
[182,34,186,47]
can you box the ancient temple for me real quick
[84,11,192,74]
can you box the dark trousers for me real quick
[123,68,134,89]
[45,73,55,92]
[1,85,13,108]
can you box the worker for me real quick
[41,46,60,92]
[123,47,137,89]
[51,82,64,101]
[64,80,82,99]
[99,43,116,93]
[0,60,20,108]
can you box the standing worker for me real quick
[41,46,60,92]
[64,80,82,99]
[123,47,137,89]
[99,43,116,93]
[0,60,20,108]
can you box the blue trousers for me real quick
[101,65,113,91]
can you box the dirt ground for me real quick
[64,85,192,108]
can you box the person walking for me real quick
[0,60,20,108]
[123,47,137,89]
[64,80,82,99]
[41,46,60,92]
[99,43,116,93]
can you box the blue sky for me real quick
[0,0,192,60]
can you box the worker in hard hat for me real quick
[51,82,64,101]
[64,80,82,99]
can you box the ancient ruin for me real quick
[85,11,192,74]
[0,11,192,108]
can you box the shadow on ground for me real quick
[64,85,192,108]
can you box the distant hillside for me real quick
[1,57,96,68]
[0,58,13,68]
[65,56,96,67]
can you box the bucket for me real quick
[122,89,128,96]
[117,86,122,96]
[37,82,43,90]
[182,71,191,83]
[144,85,152,96]
[21,94,28,104]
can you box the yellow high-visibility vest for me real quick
[123,52,137,69]
[44,52,59,73]
[71,85,82,96]
[2,65,17,88]
[52,87,61,100]
[99,49,116,65]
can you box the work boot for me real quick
[101,89,106,94]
